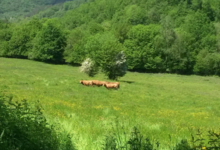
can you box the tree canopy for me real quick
[1,0,220,76]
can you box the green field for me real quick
[1,57,220,150]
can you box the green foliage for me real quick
[183,11,210,42]
[112,51,127,79]
[0,0,73,20]
[87,21,104,35]
[6,27,31,57]
[35,0,88,19]
[164,29,192,74]
[0,21,13,56]
[0,94,75,150]
[4,18,42,58]
[124,24,161,72]
[158,15,177,73]
[202,1,215,21]
[102,124,158,150]
[29,20,66,63]
[64,27,89,65]
[194,50,220,76]
[1,0,220,76]
[85,32,127,80]
[172,139,193,150]
[124,5,147,25]
[112,23,131,43]
[1,58,220,149]
[103,124,220,150]
[173,128,220,150]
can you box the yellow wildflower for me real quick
[113,106,120,110]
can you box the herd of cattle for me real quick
[80,80,120,89]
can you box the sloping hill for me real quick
[0,0,86,21]
[1,57,220,149]
[1,0,220,76]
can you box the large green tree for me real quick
[5,18,42,58]
[0,20,12,56]
[85,32,126,79]
[64,27,89,65]
[194,50,220,75]
[29,20,66,63]
[124,24,162,72]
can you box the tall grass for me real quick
[0,58,220,149]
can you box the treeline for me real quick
[1,0,220,76]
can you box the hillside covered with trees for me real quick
[1,0,220,76]
[0,0,87,21]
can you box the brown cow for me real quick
[109,82,119,85]
[92,80,108,86]
[106,82,119,87]
[80,80,93,86]
[91,80,100,86]
[104,82,120,89]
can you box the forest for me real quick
[1,0,220,76]
[0,0,87,20]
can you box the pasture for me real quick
[0,57,220,150]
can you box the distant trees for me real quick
[0,18,67,64]
[194,50,220,76]
[0,21,12,56]
[1,0,220,76]
[5,18,42,58]
[0,0,76,20]
[64,27,89,65]
[29,20,66,63]
[124,24,161,72]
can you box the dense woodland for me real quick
[1,0,220,76]
[0,0,87,20]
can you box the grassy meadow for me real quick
[0,57,220,150]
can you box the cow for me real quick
[91,80,101,86]
[107,82,119,87]
[104,82,120,89]
[92,80,108,86]
[80,80,93,86]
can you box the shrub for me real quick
[172,139,193,150]
[102,122,220,150]
[80,58,98,77]
[194,50,220,76]
[102,124,159,150]
[0,94,75,150]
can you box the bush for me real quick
[102,126,159,150]
[102,122,220,150]
[172,139,193,150]
[0,94,75,150]
[194,50,220,76]
[80,58,98,77]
